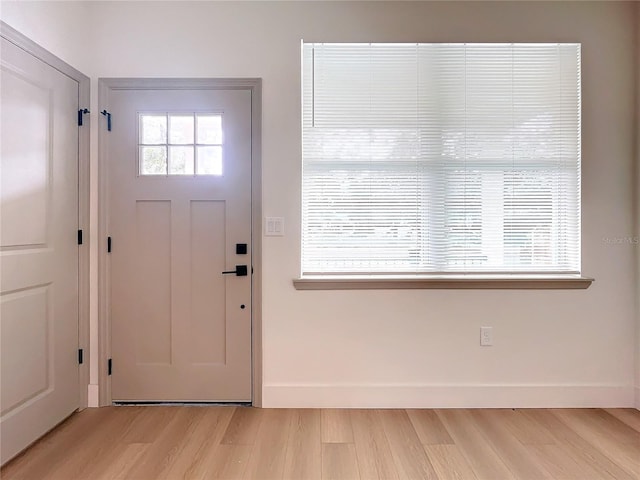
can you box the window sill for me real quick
[293,275,594,290]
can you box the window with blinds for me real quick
[302,43,581,276]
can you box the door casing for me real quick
[0,21,91,412]
[98,78,262,406]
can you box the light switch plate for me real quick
[265,217,284,236]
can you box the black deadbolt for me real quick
[236,243,248,255]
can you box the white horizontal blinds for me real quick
[302,43,581,275]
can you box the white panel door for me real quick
[0,38,79,464]
[108,85,252,401]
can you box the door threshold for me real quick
[113,401,251,407]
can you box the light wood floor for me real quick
[1,407,639,480]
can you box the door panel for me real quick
[134,200,172,365]
[0,64,49,248]
[0,37,79,464]
[190,200,226,365]
[109,86,252,402]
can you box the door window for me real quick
[139,113,223,175]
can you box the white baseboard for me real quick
[635,386,640,410]
[262,384,634,408]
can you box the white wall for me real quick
[0,1,91,72]
[2,1,638,408]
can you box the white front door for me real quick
[0,37,80,464]
[107,83,252,402]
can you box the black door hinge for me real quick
[78,349,84,364]
[101,110,112,131]
[78,230,83,245]
[107,236,112,253]
[108,358,112,376]
[78,108,90,126]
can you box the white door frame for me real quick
[98,78,262,406]
[0,22,91,410]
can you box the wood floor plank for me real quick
[551,409,640,478]
[525,443,608,480]
[120,406,180,444]
[157,407,235,479]
[322,443,360,480]
[64,408,144,480]
[379,410,439,480]
[322,409,355,443]
[435,409,515,480]
[406,410,454,445]
[202,445,253,480]
[350,409,399,480]
[0,408,108,480]
[94,443,149,480]
[469,409,553,479]
[522,409,637,480]
[221,407,264,445]
[123,407,208,480]
[493,409,556,445]
[243,409,292,480]
[44,407,141,480]
[604,408,640,433]
[283,409,321,480]
[555,409,640,445]
[424,444,478,480]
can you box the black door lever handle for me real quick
[222,265,248,276]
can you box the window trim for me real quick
[301,42,583,279]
